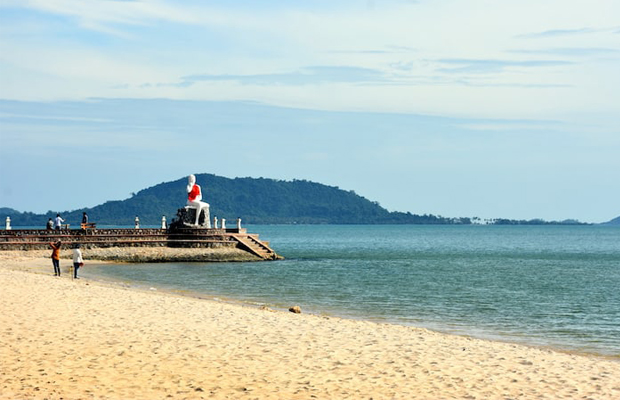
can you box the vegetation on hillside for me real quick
[1,174,597,226]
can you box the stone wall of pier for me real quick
[0,228,245,251]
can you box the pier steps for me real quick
[231,234,280,260]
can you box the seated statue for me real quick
[186,174,211,227]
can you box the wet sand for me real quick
[1,253,619,399]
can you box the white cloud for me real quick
[1,0,619,120]
[4,0,200,28]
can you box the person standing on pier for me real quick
[54,214,64,230]
[49,240,62,276]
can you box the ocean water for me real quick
[81,225,620,357]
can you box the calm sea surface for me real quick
[81,225,620,357]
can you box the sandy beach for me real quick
[1,252,619,399]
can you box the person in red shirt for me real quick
[186,174,210,226]
[49,240,62,276]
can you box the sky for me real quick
[0,0,619,223]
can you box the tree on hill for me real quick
[2,174,466,226]
[2,174,584,226]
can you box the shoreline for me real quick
[2,253,620,399]
[83,267,617,361]
[4,251,618,359]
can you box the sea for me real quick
[80,224,620,358]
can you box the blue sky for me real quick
[0,0,619,223]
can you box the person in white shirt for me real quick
[54,214,64,230]
[72,244,83,279]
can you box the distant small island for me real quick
[601,216,620,226]
[0,174,612,226]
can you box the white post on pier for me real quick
[221,218,226,230]
[213,216,218,229]
[236,217,241,230]
[5,216,11,230]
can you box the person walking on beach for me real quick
[72,244,83,279]
[46,218,54,230]
[82,212,88,225]
[54,214,64,230]
[49,240,62,276]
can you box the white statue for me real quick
[186,174,210,227]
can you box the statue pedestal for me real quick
[173,207,211,228]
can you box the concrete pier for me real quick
[0,227,281,261]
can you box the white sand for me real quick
[1,253,619,399]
